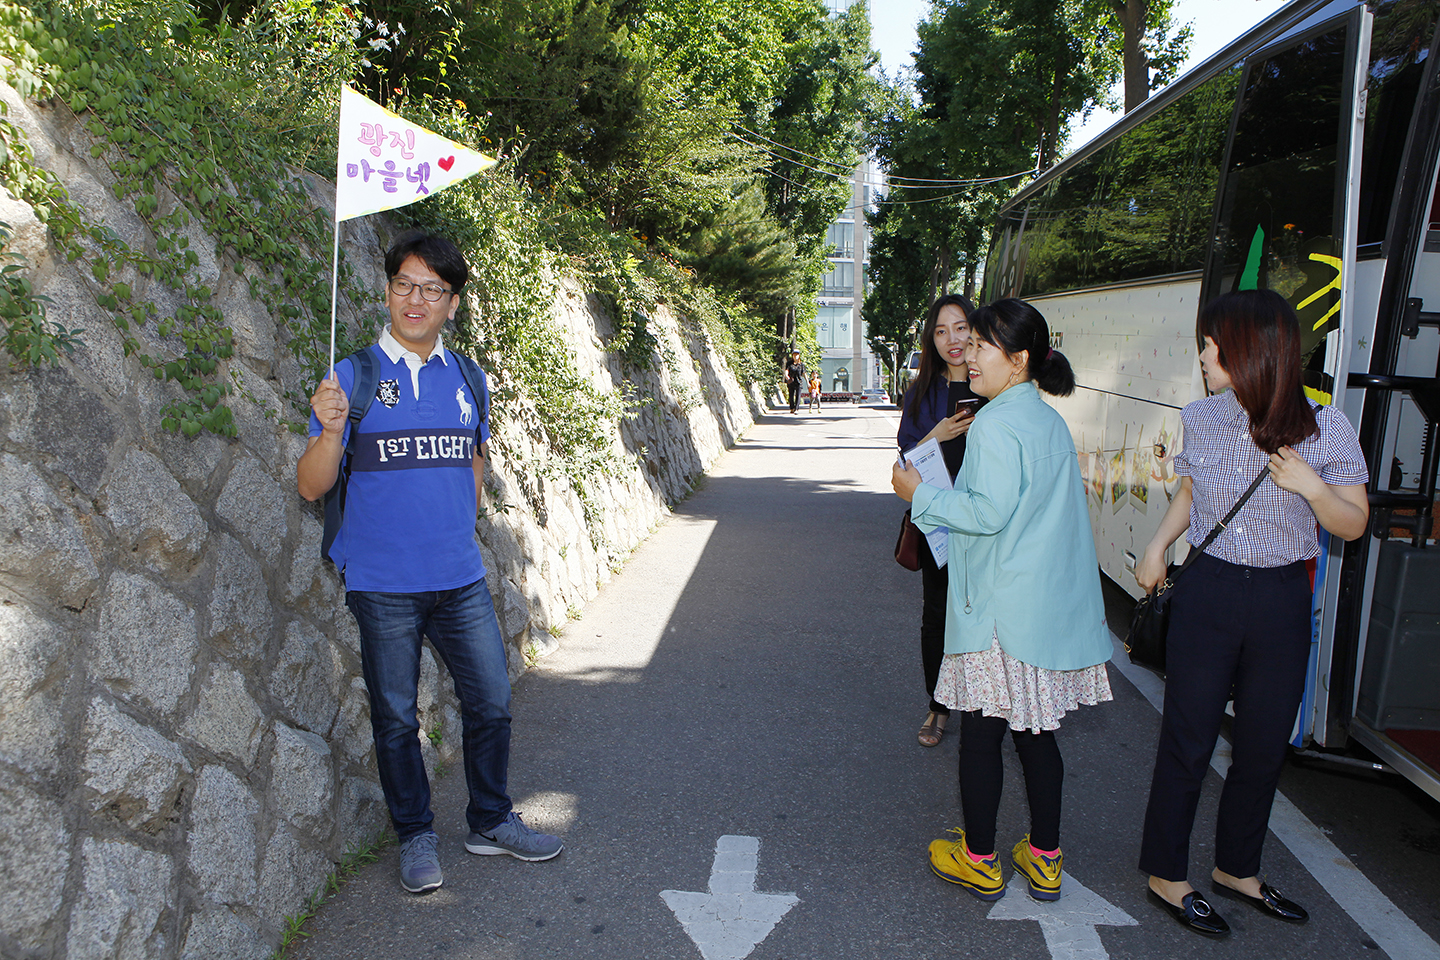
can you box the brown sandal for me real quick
[918,712,946,747]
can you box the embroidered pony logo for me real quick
[456,387,473,426]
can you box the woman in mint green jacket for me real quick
[892,298,1112,905]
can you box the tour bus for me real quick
[982,0,1440,799]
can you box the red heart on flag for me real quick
[438,156,455,171]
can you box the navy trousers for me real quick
[1138,552,1312,881]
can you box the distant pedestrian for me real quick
[1135,289,1368,937]
[896,294,984,748]
[808,371,822,412]
[892,298,1112,904]
[298,230,563,896]
[784,350,806,414]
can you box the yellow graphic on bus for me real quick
[1298,253,1343,331]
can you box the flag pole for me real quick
[328,215,341,380]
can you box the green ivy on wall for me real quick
[0,0,767,500]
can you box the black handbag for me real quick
[1125,468,1269,673]
[895,510,922,571]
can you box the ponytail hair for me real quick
[1199,289,1317,452]
[966,298,1076,397]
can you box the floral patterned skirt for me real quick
[934,635,1113,733]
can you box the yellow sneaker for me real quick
[929,829,1005,901]
[1011,835,1063,901]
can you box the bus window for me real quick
[1430,155,1440,247]
[1357,0,1440,253]
[984,68,1237,301]
[1203,15,1361,399]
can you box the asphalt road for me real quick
[293,404,1440,960]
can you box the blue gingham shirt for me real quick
[1174,390,1368,567]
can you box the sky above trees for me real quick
[868,0,1289,154]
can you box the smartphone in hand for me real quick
[954,397,982,418]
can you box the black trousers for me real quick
[1139,553,1311,881]
[787,381,801,412]
[919,540,950,716]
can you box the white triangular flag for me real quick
[334,86,495,222]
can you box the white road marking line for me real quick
[988,870,1137,960]
[661,835,798,960]
[1108,634,1440,959]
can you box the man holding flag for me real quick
[297,91,559,895]
[298,230,563,893]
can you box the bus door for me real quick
[1341,8,1440,801]
[1197,4,1374,748]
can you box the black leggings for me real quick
[958,711,1063,855]
[919,539,949,716]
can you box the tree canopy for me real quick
[322,0,877,354]
[863,0,1191,376]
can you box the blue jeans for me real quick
[346,578,512,841]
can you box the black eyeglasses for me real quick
[389,277,452,302]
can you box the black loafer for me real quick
[1148,889,1231,937]
[1212,880,1309,924]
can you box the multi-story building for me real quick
[815,157,881,395]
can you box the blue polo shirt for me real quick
[309,328,490,592]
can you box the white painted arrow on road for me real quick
[988,871,1137,960]
[661,835,799,960]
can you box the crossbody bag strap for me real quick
[1161,466,1270,590]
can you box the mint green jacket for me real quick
[910,381,1111,671]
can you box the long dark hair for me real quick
[905,293,976,420]
[966,298,1075,397]
[1200,289,1317,453]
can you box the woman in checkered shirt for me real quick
[1135,289,1370,938]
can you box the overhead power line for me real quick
[730,122,1035,188]
[662,95,1033,190]
[728,131,1036,193]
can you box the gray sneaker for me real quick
[465,811,563,861]
[399,831,443,893]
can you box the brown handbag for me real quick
[894,510,922,571]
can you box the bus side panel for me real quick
[1060,392,1191,597]
[1046,386,1116,569]
[1037,281,1204,406]
[1034,281,1205,596]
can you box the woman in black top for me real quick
[897,294,984,746]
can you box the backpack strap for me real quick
[320,345,380,564]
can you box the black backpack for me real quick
[320,344,489,564]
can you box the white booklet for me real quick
[902,437,952,568]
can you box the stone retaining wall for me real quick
[0,82,761,959]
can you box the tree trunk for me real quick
[1113,0,1150,112]
[938,246,951,296]
[964,261,977,299]
[1040,61,1064,171]
[776,306,794,360]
